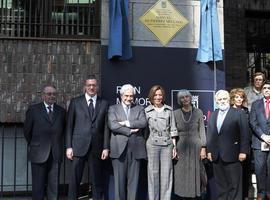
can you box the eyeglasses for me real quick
[85,84,97,87]
[44,92,56,96]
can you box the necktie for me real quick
[47,105,53,122]
[88,99,94,118]
[265,99,270,119]
[124,106,129,119]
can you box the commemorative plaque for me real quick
[140,0,189,46]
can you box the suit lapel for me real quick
[211,110,219,134]
[117,104,127,120]
[219,108,232,134]
[51,105,60,125]
[258,99,268,121]
[78,95,90,119]
[40,103,61,125]
[129,104,137,120]
[92,97,101,122]
[40,103,52,124]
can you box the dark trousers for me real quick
[213,158,242,200]
[68,149,105,200]
[111,145,141,200]
[253,149,270,198]
[31,153,60,200]
[242,155,251,199]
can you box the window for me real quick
[0,0,100,38]
[246,10,270,80]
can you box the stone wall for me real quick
[0,39,101,122]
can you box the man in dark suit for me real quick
[207,90,249,200]
[66,75,109,200]
[24,85,66,200]
[108,84,147,200]
[250,80,270,200]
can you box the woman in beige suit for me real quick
[145,85,178,200]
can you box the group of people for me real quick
[207,72,270,200]
[23,72,270,200]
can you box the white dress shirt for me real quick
[216,107,229,133]
[44,102,54,113]
[85,93,97,108]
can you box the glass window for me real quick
[0,0,100,38]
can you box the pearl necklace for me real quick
[181,107,193,123]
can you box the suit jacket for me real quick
[207,107,249,162]
[108,103,147,159]
[66,95,109,157]
[250,98,270,149]
[24,102,66,163]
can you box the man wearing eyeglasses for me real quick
[66,75,110,200]
[24,85,66,200]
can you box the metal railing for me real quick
[0,123,90,198]
[0,0,100,38]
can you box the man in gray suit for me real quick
[108,84,147,200]
[250,80,270,200]
[66,75,110,200]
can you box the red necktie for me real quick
[265,99,270,119]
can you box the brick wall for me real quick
[0,39,101,122]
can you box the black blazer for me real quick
[250,98,270,149]
[66,95,110,157]
[207,107,250,162]
[24,102,66,163]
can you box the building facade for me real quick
[0,0,270,197]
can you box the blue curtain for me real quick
[196,0,223,62]
[108,0,132,60]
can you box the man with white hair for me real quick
[207,90,249,200]
[108,84,147,200]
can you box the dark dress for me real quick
[173,108,206,198]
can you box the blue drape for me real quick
[108,0,132,60]
[196,0,223,62]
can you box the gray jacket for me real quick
[145,104,178,146]
[108,103,147,159]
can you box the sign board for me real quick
[140,0,189,46]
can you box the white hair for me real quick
[215,90,229,101]
[120,84,135,96]
[177,89,192,106]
